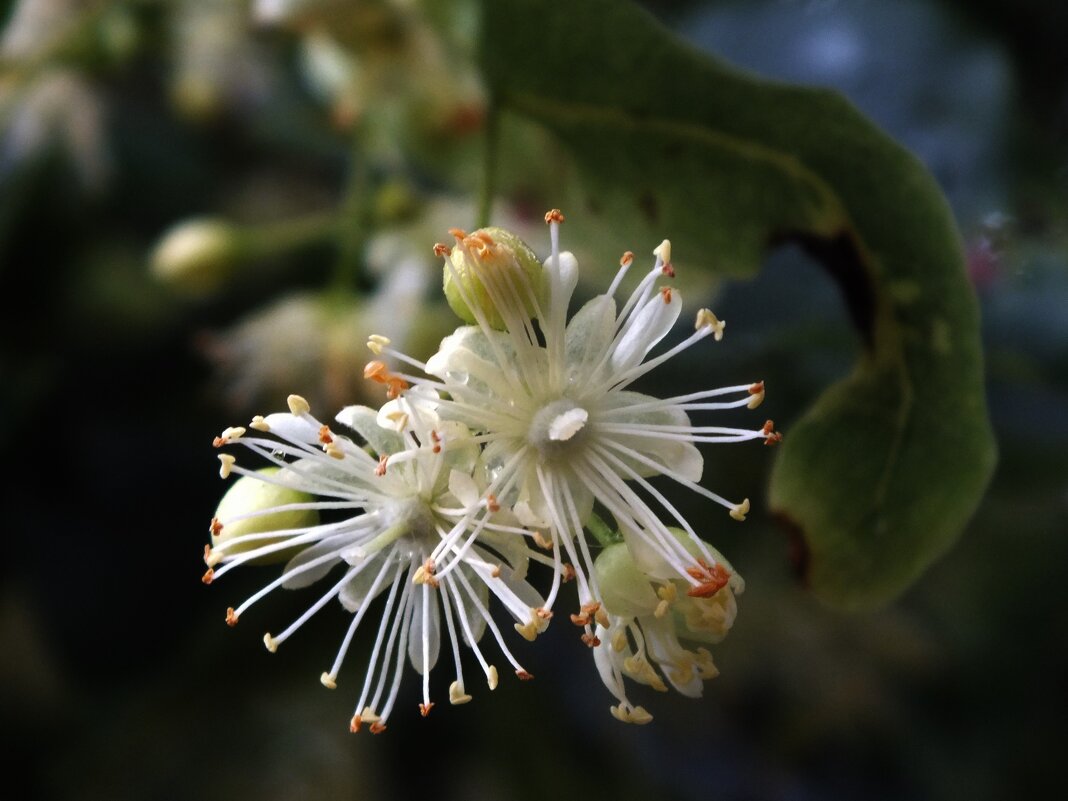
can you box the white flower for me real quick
[203,393,545,732]
[592,533,744,724]
[372,211,778,645]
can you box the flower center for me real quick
[529,398,589,459]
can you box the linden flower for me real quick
[203,392,545,732]
[592,533,744,724]
[369,210,779,647]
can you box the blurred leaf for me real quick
[480,0,996,609]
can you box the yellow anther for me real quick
[654,599,670,618]
[320,672,337,689]
[325,443,345,460]
[249,415,270,432]
[486,665,499,690]
[263,633,278,653]
[653,239,672,265]
[628,706,654,725]
[695,308,725,340]
[612,630,628,652]
[367,334,391,355]
[217,453,236,478]
[656,582,677,603]
[449,681,473,705]
[287,394,310,415]
[729,498,750,522]
[514,619,538,642]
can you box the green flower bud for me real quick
[442,227,541,329]
[150,217,242,294]
[212,467,319,565]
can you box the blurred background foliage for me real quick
[1,0,1065,799]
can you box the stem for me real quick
[333,124,372,294]
[476,95,500,228]
[586,512,622,547]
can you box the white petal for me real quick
[610,288,682,374]
[262,412,321,445]
[337,552,389,611]
[448,469,481,509]
[408,584,441,674]
[336,404,404,457]
[281,533,350,589]
[565,294,617,379]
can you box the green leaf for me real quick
[480,0,996,610]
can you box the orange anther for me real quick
[318,425,333,445]
[544,209,565,224]
[209,517,223,536]
[374,454,389,476]
[385,376,409,399]
[620,251,634,266]
[581,633,601,648]
[686,561,731,598]
[660,286,673,303]
[535,607,553,620]
[570,613,590,627]
[201,568,214,585]
[562,563,576,583]
[486,494,500,513]
[419,702,435,717]
[761,419,783,445]
[430,430,442,454]
[433,242,451,257]
[369,721,387,735]
[448,227,467,241]
[749,381,765,396]
[349,715,362,733]
[516,670,535,681]
[212,436,226,448]
[661,262,675,278]
[225,607,238,627]
[364,360,388,381]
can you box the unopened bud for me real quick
[443,227,542,329]
[212,467,319,564]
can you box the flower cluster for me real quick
[203,210,780,731]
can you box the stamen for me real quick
[433,242,451,257]
[449,681,473,704]
[225,607,238,626]
[419,702,434,717]
[653,239,671,265]
[695,308,725,340]
[748,381,765,409]
[321,672,337,689]
[729,498,750,521]
[218,453,235,478]
[264,633,278,652]
[201,568,214,585]
[367,334,391,355]
[287,394,310,415]
[249,415,270,432]
[544,209,565,224]
[620,251,634,267]
[762,420,783,445]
